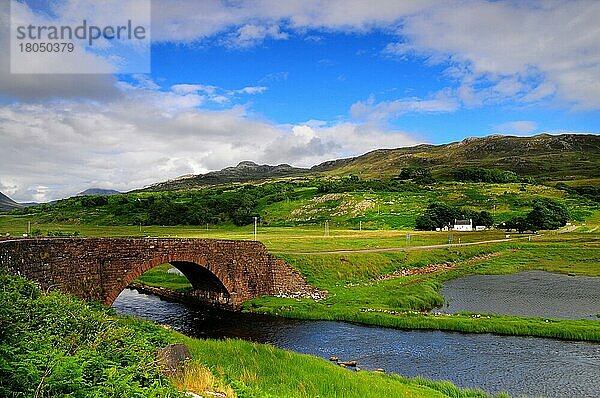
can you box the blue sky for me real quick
[1,0,599,201]
[151,29,599,143]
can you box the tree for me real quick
[415,214,437,231]
[526,198,568,230]
[505,198,568,232]
[415,202,463,230]
[473,211,494,227]
[399,167,435,184]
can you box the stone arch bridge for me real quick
[0,238,320,307]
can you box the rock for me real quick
[156,344,191,375]
[329,356,339,362]
[374,368,385,373]
[206,392,226,397]
[338,360,357,367]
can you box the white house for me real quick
[453,219,473,231]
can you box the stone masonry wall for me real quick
[0,238,321,307]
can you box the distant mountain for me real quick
[316,133,600,181]
[77,188,121,196]
[141,133,600,191]
[141,161,309,191]
[0,191,23,212]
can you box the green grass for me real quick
[4,179,598,231]
[136,263,193,292]
[0,270,505,398]
[260,181,597,228]
[242,234,600,341]
[175,335,505,398]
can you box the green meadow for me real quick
[0,270,506,398]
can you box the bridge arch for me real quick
[0,238,321,308]
[107,255,234,306]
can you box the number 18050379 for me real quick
[18,42,74,53]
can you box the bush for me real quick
[0,271,181,397]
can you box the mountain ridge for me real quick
[140,161,309,192]
[136,133,600,192]
[77,188,121,196]
[0,191,23,212]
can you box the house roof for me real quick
[454,219,472,225]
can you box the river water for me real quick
[113,288,600,398]
[434,270,600,319]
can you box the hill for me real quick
[0,191,22,212]
[140,161,309,191]
[142,134,600,191]
[322,134,600,181]
[77,188,120,196]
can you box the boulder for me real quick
[156,344,191,375]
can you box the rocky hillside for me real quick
[141,161,309,191]
[323,134,600,181]
[142,134,600,191]
[0,191,22,212]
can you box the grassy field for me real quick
[2,212,599,341]
[260,181,597,227]
[0,270,506,398]
[0,214,528,251]
[5,179,599,231]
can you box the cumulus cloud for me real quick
[0,80,417,202]
[150,0,432,42]
[5,0,598,109]
[387,0,600,109]
[152,0,600,110]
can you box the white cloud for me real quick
[236,86,268,95]
[5,1,597,109]
[350,90,459,121]
[494,120,538,136]
[149,0,433,42]
[225,24,288,48]
[387,0,600,109]
[0,80,418,202]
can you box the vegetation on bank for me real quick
[0,270,506,398]
[5,176,598,231]
[0,271,180,397]
[131,232,600,342]
[241,235,600,341]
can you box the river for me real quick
[113,288,600,398]
[433,270,600,319]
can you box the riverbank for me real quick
[136,234,600,341]
[0,270,505,397]
[247,236,600,341]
